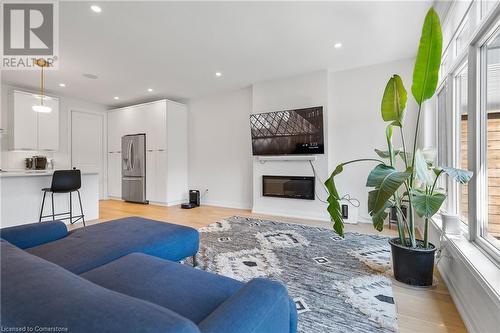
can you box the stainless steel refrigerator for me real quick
[122,134,148,203]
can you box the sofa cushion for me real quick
[81,252,243,324]
[26,216,199,274]
[0,240,200,333]
[0,221,67,249]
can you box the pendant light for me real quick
[32,59,52,113]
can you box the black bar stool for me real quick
[39,169,85,226]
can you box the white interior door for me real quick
[71,110,104,198]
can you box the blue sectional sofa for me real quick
[1,216,200,274]
[0,218,297,333]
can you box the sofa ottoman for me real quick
[0,217,199,274]
[81,252,298,333]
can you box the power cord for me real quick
[308,160,329,203]
[308,160,360,207]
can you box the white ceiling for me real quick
[1,1,431,107]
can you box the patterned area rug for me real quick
[187,216,398,333]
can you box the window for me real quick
[437,81,452,211]
[454,64,469,223]
[481,25,500,251]
[482,0,498,19]
[436,5,500,262]
[440,52,449,82]
[456,19,470,56]
[437,82,449,167]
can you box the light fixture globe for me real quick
[32,105,52,113]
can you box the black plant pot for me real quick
[389,238,436,287]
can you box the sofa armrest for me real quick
[198,278,297,333]
[0,221,68,249]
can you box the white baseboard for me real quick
[428,218,500,333]
[251,208,330,223]
[438,262,483,333]
[202,200,251,210]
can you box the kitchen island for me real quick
[0,170,99,228]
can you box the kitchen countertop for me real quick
[0,170,99,178]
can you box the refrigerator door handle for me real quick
[130,140,134,171]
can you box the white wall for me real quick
[328,58,418,220]
[188,87,253,209]
[251,70,330,222]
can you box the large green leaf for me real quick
[375,149,411,163]
[386,125,395,165]
[374,149,392,159]
[415,149,433,185]
[411,189,446,218]
[324,164,345,237]
[371,201,392,232]
[411,8,443,105]
[439,166,473,184]
[366,164,411,214]
[381,75,407,127]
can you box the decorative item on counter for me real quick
[25,157,33,170]
[441,213,462,235]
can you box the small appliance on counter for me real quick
[25,156,47,170]
[181,190,200,209]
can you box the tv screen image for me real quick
[250,106,324,156]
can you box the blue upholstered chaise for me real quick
[1,217,199,274]
[0,218,297,333]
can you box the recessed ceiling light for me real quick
[334,42,342,49]
[59,83,66,87]
[215,72,222,77]
[113,96,119,100]
[91,5,102,13]
[147,88,153,92]
[83,73,98,79]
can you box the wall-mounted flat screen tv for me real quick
[250,106,324,156]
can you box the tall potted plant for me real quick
[324,7,472,286]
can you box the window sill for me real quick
[431,215,500,307]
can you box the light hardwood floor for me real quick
[89,200,468,333]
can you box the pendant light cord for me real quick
[40,64,44,106]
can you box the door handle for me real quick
[130,141,134,170]
[127,140,132,170]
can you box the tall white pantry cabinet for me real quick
[107,99,188,206]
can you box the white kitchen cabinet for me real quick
[107,152,122,198]
[11,90,59,151]
[144,101,167,150]
[107,99,187,205]
[146,150,155,201]
[145,149,168,203]
[107,111,123,152]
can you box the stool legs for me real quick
[51,193,55,220]
[39,191,47,222]
[77,190,85,226]
[39,190,85,226]
[69,192,72,224]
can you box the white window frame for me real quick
[452,60,470,225]
[468,8,500,263]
